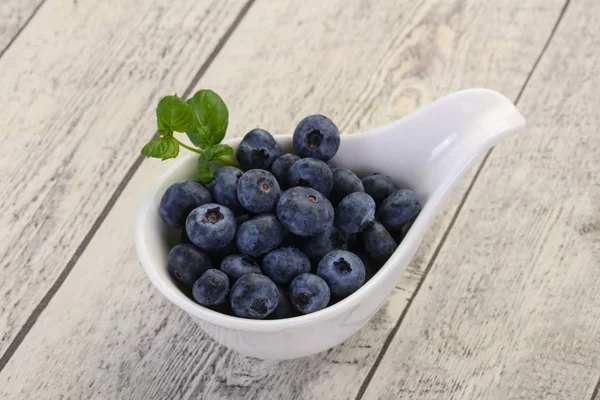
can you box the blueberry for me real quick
[362,221,397,262]
[262,247,311,285]
[289,273,330,314]
[378,189,421,231]
[236,129,282,171]
[207,166,244,215]
[293,115,340,161]
[236,214,286,256]
[168,243,213,286]
[186,204,236,251]
[334,192,376,235]
[329,168,364,206]
[269,286,299,319]
[230,274,279,319]
[159,181,212,229]
[192,269,230,307]
[361,173,400,207]
[276,187,334,237]
[270,153,300,189]
[302,226,348,263]
[237,169,281,213]
[220,254,262,282]
[287,158,334,197]
[317,250,365,298]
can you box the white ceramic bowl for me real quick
[135,89,525,360]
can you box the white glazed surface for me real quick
[135,89,525,360]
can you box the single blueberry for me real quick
[268,286,300,319]
[378,189,421,231]
[276,187,334,237]
[293,115,340,161]
[235,214,287,257]
[362,221,397,262]
[220,254,262,282]
[334,192,376,235]
[230,274,279,319]
[302,226,348,263]
[236,129,282,171]
[329,168,364,206]
[289,273,330,314]
[168,243,213,286]
[361,173,400,207]
[186,203,236,251]
[270,153,300,189]
[192,269,230,307]
[207,166,244,215]
[317,250,365,298]
[286,158,334,197]
[261,247,311,285]
[237,169,281,214]
[159,181,213,229]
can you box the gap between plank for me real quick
[0,0,256,373]
[0,0,47,59]
[354,0,572,398]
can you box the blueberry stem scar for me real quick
[173,138,239,167]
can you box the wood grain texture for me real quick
[0,0,569,399]
[0,0,43,54]
[0,0,250,356]
[361,0,600,399]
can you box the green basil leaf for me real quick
[196,148,215,184]
[141,136,179,160]
[186,90,228,148]
[156,95,192,135]
[210,144,234,158]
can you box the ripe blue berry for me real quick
[236,129,282,171]
[207,166,244,215]
[261,247,311,285]
[237,169,281,213]
[293,115,340,161]
[192,269,230,307]
[269,286,299,319]
[185,204,236,251]
[329,168,364,206]
[302,226,348,263]
[334,192,376,235]
[317,250,365,298]
[168,243,213,286]
[276,187,334,237]
[287,157,333,197]
[361,173,399,207]
[289,273,330,314]
[160,181,212,229]
[362,221,397,262]
[235,214,287,256]
[378,189,421,231]
[220,254,262,282]
[270,153,300,189]
[230,274,279,319]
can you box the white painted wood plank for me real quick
[0,0,43,53]
[361,1,600,399]
[0,0,250,356]
[0,0,568,399]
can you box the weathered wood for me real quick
[0,0,43,53]
[0,0,251,356]
[0,0,570,399]
[360,1,600,399]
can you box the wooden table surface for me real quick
[0,0,598,398]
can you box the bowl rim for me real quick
[135,134,433,332]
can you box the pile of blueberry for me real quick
[159,115,421,319]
